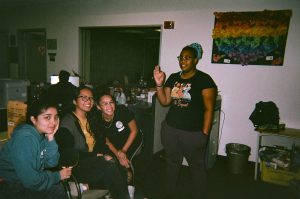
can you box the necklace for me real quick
[102,114,114,128]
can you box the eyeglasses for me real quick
[78,96,94,102]
[177,56,194,61]
[100,101,115,106]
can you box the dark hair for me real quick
[181,46,198,58]
[94,86,114,105]
[70,85,94,111]
[59,70,70,82]
[73,85,94,100]
[26,98,58,125]
[88,86,114,139]
[72,85,96,138]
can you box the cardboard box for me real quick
[7,100,27,138]
[261,161,300,186]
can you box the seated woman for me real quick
[55,85,130,199]
[95,89,141,199]
[0,99,72,199]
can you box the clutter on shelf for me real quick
[259,145,300,186]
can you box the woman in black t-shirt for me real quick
[95,90,139,199]
[153,43,218,199]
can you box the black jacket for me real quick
[55,112,109,166]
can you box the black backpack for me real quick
[249,101,280,127]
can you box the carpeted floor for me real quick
[132,152,297,199]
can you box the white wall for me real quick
[1,0,299,161]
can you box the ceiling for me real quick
[0,0,73,6]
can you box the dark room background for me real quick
[81,26,160,87]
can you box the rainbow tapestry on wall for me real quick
[211,10,292,66]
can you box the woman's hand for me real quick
[47,118,59,141]
[104,154,114,161]
[97,153,114,162]
[117,150,130,168]
[153,65,165,87]
[60,167,72,181]
[119,157,130,168]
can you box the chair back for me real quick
[128,129,144,186]
[129,129,144,162]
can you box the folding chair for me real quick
[60,149,109,199]
[63,175,109,199]
[128,129,144,186]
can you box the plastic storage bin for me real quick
[261,161,300,186]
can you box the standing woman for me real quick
[0,99,72,199]
[55,85,130,199]
[153,43,218,199]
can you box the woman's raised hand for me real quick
[153,65,165,87]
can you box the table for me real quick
[254,128,300,180]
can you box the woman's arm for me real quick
[43,139,60,168]
[105,137,129,167]
[153,66,172,106]
[105,119,138,168]
[12,135,61,191]
[44,119,60,167]
[202,88,217,135]
[121,119,138,153]
[156,86,172,106]
[106,137,119,157]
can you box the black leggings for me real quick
[73,156,129,199]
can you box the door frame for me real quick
[0,30,9,78]
[17,28,47,82]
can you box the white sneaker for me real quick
[68,182,88,197]
[128,185,135,199]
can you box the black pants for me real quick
[161,122,208,199]
[73,156,130,199]
[0,180,68,199]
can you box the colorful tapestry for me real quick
[211,10,292,66]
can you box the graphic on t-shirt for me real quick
[116,121,125,132]
[170,82,191,107]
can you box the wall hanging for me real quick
[211,10,292,66]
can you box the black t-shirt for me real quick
[99,105,136,156]
[165,70,217,131]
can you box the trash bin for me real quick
[226,143,251,174]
